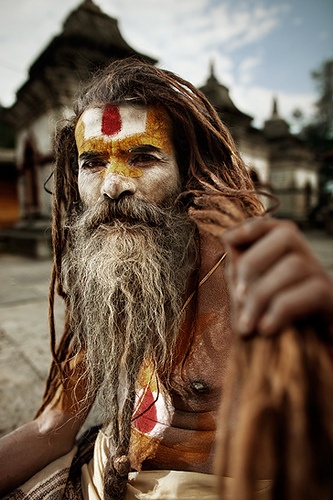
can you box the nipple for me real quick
[190,380,210,395]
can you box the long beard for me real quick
[63,197,197,447]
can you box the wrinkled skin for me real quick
[222,217,333,337]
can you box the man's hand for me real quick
[222,217,333,337]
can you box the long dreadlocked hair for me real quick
[38,58,267,499]
[40,56,264,407]
[192,202,333,500]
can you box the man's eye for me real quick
[130,153,158,164]
[81,159,106,170]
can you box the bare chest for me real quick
[131,254,233,473]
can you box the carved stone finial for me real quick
[210,59,216,78]
[272,96,279,118]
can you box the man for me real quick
[1,58,333,499]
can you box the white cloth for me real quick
[81,430,272,500]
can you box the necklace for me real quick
[180,252,227,316]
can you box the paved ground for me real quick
[0,228,332,438]
[0,257,58,437]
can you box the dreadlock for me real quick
[191,197,333,500]
[38,57,267,499]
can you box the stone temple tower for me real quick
[3,0,156,256]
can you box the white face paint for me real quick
[75,103,180,207]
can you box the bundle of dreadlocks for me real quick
[192,194,333,500]
[217,324,333,500]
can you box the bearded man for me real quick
[1,59,333,500]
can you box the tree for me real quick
[298,60,333,226]
[312,59,333,139]
[301,59,333,153]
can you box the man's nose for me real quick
[101,172,136,200]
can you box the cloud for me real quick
[237,55,262,85]
[99,0,289,71]
[204,1,289,51]
[232,83,316,130]
[97,0,290,100]
[0,0,318,132]
[292,17,304,26]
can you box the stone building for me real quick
[1,0,319,255]
[2,0,155,256]
[200,63,271,188]
[199,64,319,221]
[263,98,318,220]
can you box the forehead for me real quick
[75,103,173,153]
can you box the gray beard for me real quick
[63,197,197,447]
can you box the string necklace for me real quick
[180,251,227,316]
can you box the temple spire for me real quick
[210,59,215,78]
[81,0,102,13]
[264,95,290,138]
[272,96,279,118]
[207,59,218,84]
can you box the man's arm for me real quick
[0,407,85,496]
[0,350,91,496]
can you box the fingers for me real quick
[257,276,333,336]
[223,216,284,248]
[222,217,333,337]
[223,218,309,288]
[235,253,314,335]
[223,217,314,302]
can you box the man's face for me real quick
[75,103,180,207]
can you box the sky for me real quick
[0,0,332,130]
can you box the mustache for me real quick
[75,197,181,232]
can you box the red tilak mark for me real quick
[133,387,157,434]
[101,105,122,136]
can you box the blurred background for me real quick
[0,0,332,436]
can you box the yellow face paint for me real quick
[75,104,174,179]
[105,162,142,178]
[76,103,180,208]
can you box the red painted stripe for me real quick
[133,387,157,434]
[101,105,122,136]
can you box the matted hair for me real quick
[53,56,263,228]
[40,58,266,499]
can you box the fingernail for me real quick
[235,282,246,301]
[237,313,252,336]
[259,316,275,336]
